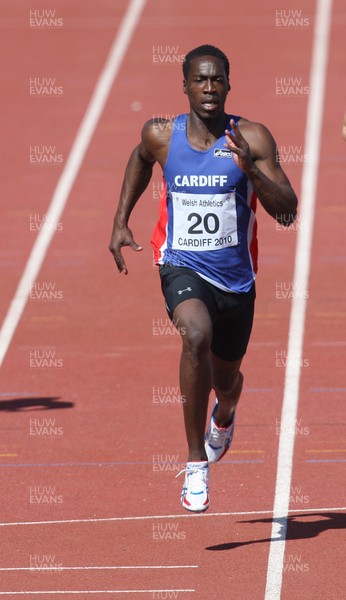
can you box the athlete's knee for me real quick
[174,301,212,360]
[181,324,212,361]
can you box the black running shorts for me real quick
[159,264,256,362]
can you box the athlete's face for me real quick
[183,56,230,119]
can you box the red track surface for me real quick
[1,1,345,598]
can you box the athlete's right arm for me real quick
[109,120,168,274]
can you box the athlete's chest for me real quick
[165,145,245,194]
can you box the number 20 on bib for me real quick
[171,191,238,251]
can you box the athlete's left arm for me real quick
[225,119,298,226]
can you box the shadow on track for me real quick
[206,512,346,551]
[0,397,74,411]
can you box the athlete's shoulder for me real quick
[237,117,277,160]
[142,114,186,140]
[238,116,272,137]
[140,114,187,163]
[140,116,180,158]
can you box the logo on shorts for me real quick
[214,148,233,158]
[177,287,192,295]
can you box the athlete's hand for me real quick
[225,119,255,175]
[109,224,143,274]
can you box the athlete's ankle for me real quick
[214,404,236,428]
[187,450,208,462]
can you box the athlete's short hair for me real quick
[183,45,230,80]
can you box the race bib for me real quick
[171,191,238,251]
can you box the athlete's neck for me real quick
[187,112,228,151]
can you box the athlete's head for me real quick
[183,45,230,81]
[182,45,231,118]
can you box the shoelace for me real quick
[175,464,208,493]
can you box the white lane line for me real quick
[264,0,333,598]
[0,0,147,368]
[0,565,197,572]
[0,592,195,596]
[0,506,344,527]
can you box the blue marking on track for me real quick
[305,459,346,463]
[0,459,265,468]
[310,388,346,392]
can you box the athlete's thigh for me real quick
[210,284,255,361]
[173,298,213,346]
[159,264,217,323]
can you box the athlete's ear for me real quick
[228,81,231,92]
[183,79,187,95]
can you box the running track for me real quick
[0,1,345,598]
